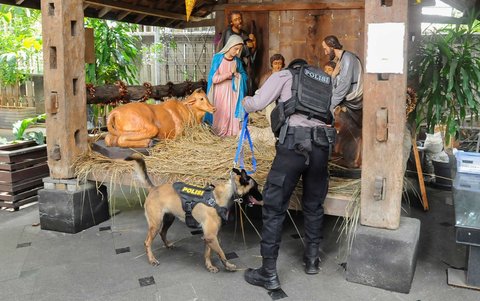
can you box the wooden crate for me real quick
[0,141,49,211]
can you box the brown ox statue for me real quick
[105,88,215,148]
[331,106,362,169]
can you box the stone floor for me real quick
[1,184,479,301]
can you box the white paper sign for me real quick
[366,23,405,74]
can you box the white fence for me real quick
[135,27,216,85]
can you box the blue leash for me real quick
[234,112,257,174]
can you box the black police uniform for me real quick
[241,60,333,289]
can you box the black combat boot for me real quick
[244,258,280,290]
[303,243,320,275]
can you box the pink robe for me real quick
[211,58,241,137]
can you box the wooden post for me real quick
[25,81,35,107]
[360,0,408,229]
[41,0,87,179]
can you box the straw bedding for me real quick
[74,122,359,210]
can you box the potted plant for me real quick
[411,10,480,188]
[0,114,48,211]
[412,10,480,142]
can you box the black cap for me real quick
[287,58,307,69]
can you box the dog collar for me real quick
[230,171,242,204]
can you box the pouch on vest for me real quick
[312,127,337,147]
[270,101,286,136]
[293,65,332,123]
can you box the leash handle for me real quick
[234,112,257,174]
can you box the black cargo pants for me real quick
[260,127,329,259]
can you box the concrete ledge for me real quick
[38,184,110,234]
[346,216,421,293]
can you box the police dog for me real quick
[126,154,262,273]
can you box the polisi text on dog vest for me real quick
[173,182,227,228]
[181,186,205,196]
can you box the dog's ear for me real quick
[239,169,249,185]
[232,168,241,175]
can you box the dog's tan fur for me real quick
[127,154,260,273]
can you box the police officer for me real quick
[242,59,333,290]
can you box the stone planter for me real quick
[0,107,37,128]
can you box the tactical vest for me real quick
[172,182,228,229]
[270,65,333,135]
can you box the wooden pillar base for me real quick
[38,180,110,233]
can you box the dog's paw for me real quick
[225,261,237,272]
[165,242,174,249]
[206,264,219,273]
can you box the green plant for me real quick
[412,10,480,141]
[0,5,42,85]
[84,19,140,126]
[84,19,140,85]
[12,113,46,144]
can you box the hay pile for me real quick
[75,124,275,187]
[74,122,359,209]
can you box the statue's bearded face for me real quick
[322,41,336,61]
[230,13,243,31]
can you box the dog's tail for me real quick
[125,153,154,189]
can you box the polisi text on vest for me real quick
[304,68,330,85]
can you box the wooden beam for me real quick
[420,14,468,24]
[86,170,352,218]
[83,0,204,22]
[98,7,111,18]
[223,2,364,12]
[86,81,208,104]
[412,137,429,211]
[360,0,408,229]
[180,18,215,29]
[117,10,130,21]
[134,14,147,24]
[41,0,88,179]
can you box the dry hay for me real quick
[75,124,275,187]
[74,123,359,209]
[248,111,270,128]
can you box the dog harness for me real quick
[172,182,228,229]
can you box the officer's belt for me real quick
[286,126,330,146]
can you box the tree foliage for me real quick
[0,5,42,85]
[412,10,480,141]
[84,18,140,85]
